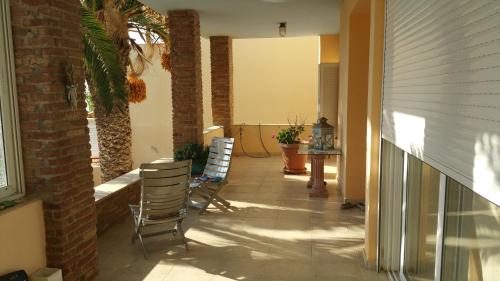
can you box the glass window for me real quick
[442,179,500,281]
[0,0,23,199]
[404,156,441,281]
[379,140,404,271]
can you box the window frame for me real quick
[0,0,24,200]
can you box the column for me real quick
[210,36,233,137]
[11,0,97,280]
[168,10,204,150]
[309,155,329,198]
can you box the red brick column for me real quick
[11,1,97,280]
[210,36,233,137]
[168,10,204,150]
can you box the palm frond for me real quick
[117,0,143,17]
[129,13,169,42]
[81,4,127,113]
[129,39,151,76]
[84,0,104,11]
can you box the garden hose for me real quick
[239,123,271,158]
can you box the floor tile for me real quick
[96,156,386,281]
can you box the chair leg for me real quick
[137,228,148,259]
[131,217,139,244]
[198,200,211,215]
[214,194,231,207]
[131,231,137,244]
[176,220,189,251]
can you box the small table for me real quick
[298,146,342,198]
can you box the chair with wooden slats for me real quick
[129,159,191,258]
[190,137,235,214]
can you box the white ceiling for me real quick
[141,0,341,38]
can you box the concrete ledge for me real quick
[94,170,141,235]
[94,169,140,201]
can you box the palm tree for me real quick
[82,0,169,182]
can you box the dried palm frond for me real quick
[161,51,171,72]
[103,0,129,40]
[128,73,147,103]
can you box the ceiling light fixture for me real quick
[279,22,287,37]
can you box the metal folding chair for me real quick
[129,159,191,258]
[190,137,234,214]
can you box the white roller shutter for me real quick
[382,0,500,204]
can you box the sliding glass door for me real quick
[379,140,404,272]
[378,140,500,281]
[442,179,500,281]
[402,156,441,281]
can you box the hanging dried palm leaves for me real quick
[161,50,171,72]
[128,73,147,103]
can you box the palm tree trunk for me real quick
[92,90,132,183]
[91,7,133,183]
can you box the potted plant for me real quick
[274,121,307,174]
[174,143,209,175]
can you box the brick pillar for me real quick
[210,36,233,137]
[11,1,97,280]
[168,10,204,150]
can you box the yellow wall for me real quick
[232,124,313,156]
[0,200,46,275]
[364,0,385,268]
[201,38,213,128]
[320,34,340,63]
[129,39,212,167]
[233,37,319,125]
[203,126,225,146]
[338,0,371,203]
[130,37,320,164]
[338,0,385,268]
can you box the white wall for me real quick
[129,39,212,168]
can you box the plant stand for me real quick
[308,154,328,198]
[298,147,342,198]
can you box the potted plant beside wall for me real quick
[174,143,209,175]
[274,121,307,174]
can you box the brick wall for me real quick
[95,181,140,236]
[210,36,233,137]
[10,0,98,280]
[168,10,204,150]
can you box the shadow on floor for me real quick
[96,156,385,281]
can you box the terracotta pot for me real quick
[279,143,307,174]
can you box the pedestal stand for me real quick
[309,154,328,198]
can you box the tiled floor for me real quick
[96,156,386,281]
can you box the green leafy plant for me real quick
[84,86,94,113]
[174,143,209,174]
[275,121,305,144]
[81,0,170,114]
[81,3,127,114]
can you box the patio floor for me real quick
[96,156,387,281]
